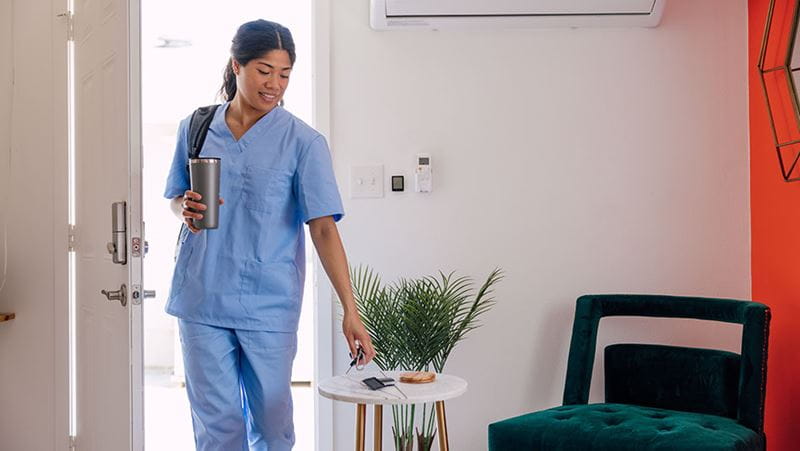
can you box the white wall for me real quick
[328,1,750,449]
[0,1,69,450]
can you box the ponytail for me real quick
[220,58,237,101]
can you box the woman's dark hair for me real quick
[220,19,296,101]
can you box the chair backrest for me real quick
[562,294,771,433]
[603,343,741,418]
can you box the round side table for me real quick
[318,371,467,451]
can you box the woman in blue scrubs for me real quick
[164,19,375,450]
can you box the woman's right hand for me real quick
[181,190,205,234]
[181,190,225,234]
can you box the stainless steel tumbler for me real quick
[189,158,221,229]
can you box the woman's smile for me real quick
[259,91,277,102]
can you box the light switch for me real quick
[350,165,384,198]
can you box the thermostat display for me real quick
[391,175,405,192]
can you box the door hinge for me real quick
[57,11,75,42]
[68,434,76,450]
[68,224,77,252]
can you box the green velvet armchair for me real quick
[488,294,771,451]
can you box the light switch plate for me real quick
[350,165,384,198]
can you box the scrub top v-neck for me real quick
[163,102,344,332]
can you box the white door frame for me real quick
[52,0,71,448]
[312,0,335,449]
[129,0,144,448]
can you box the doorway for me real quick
[141,2,315,449]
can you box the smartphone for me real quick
[362,377,387,390]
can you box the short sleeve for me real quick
[163,117,191,199]
[294,135,344,223]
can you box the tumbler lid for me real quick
[190,158,220,164]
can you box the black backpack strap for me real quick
[187,104,221,161]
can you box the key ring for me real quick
[346,345,366,374]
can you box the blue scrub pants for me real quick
[179,319,297,451]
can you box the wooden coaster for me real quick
[399,371,436,384]
[0,313,15,322]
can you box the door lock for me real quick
[100,284,127,307]
[107,201,127,265]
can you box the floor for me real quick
[145,370,314,451]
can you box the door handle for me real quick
[100,284,127,307]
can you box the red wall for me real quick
[749,0,800,447]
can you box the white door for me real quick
[72,0,143,448]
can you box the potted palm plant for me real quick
[351,267,503,451]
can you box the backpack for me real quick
[186,104,221,174]
[174,104,220,260]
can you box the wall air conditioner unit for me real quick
[370,0,666,30]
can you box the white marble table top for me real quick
[317,371,467,405]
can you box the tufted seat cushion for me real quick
[488,403,764,451]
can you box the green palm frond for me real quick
[351,265,503,373]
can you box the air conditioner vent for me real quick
[372,0,666,29]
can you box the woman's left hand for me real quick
[342,313,376,366]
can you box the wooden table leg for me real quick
[374,405,383,451]
[435,401,449,451]
[356,403,366,451]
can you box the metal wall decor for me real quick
[759,0,800,181]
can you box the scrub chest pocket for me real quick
[242,166,294,212]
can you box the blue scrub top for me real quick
[163,103,344,332]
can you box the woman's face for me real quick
[233,49,292,113]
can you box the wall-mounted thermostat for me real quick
[415,154,432,193]
[391,175,405,192]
